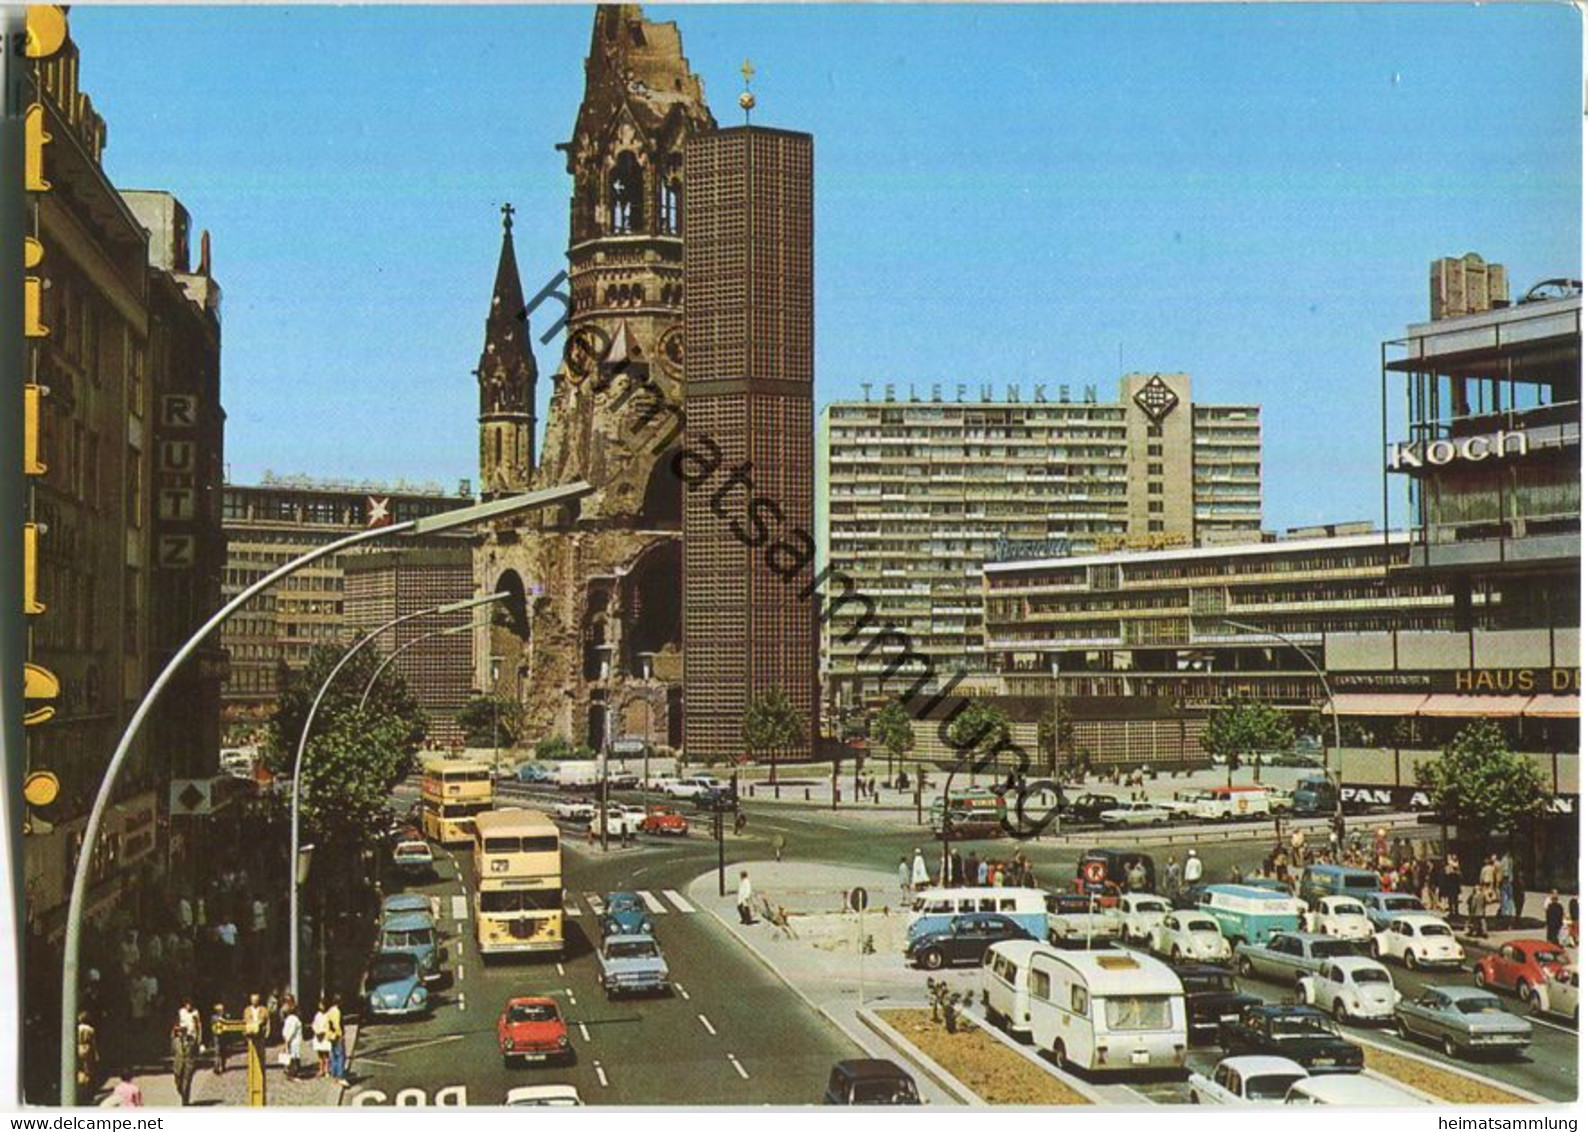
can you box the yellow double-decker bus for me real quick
[473,809,564,957]
[419,756,494,845]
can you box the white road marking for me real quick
[587,893,606,915]
[728,1054,749,1080]
[663,890,695,913]
[557,963,566,976]
[697,1013,717,1036]
[639,890,667,914]
[676,984,691,1001]
[578,1022,591,1043]
[450,894,469,922]
[457,993,467,1011]
[1531,1017,1577,1036]
[455,964,464,982]
[594,1061,609,1088]
[568,992,578,1006]
[367,1034,464,1059]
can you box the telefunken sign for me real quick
[1386,429,1528,471]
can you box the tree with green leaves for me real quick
[456,693,528,749]
[1416,720,1550,852]
[267,644,427,771]
[946,700,1014,779]
[744,687,804,788]
[1038,698,1075,776]
[535,734,575,761]
[870,699,915,780]
[1200,698,1294,787]
[293,709,419,849]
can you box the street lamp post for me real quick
[289,591,505,1003]
[59,481,592,1104]
[357,619,488,714]
[1220,618,1345,836]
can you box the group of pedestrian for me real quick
[895,845,1037,897]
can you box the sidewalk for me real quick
[107,1025,358,1108]
[687,860,971,1105]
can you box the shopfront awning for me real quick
[1326,693,1429,716]
[1523,694,1580,719]
[1417,694,1529,718]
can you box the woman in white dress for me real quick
[310,1002,331,1079]
[279,996,304,1080]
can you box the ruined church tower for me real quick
[477,204,537,500]
[474,5,714,752]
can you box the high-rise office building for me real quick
[683,126,817,762]
[818,374,1262,698]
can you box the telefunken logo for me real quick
[1386,429,1528,470]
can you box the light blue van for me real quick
[906,887,1047,944]
[1194,884,1305,946]
[1298,865,1381,906]
[378,910,441,982]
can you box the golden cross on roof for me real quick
[740,58,755,87]
[501,202,515,231]
[738,58,757,123]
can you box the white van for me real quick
[907,887,1048,944]
[981,939,1046,1040]
[1026,946,1188,1073]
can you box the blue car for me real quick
[600,892,653,937]
[381,893,431,923]
[364,951,428,1018]
[598,933,670,998]
[517,764,551,784]
[1360,891,1428,931]
[378,910,442,981]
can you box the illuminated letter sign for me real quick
[1387,429,1529,471]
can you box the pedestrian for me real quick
[1183,849,1203,885]
[734,810,747,836]
[177,998,201,1046]
[1498,852,1516,927]
[964,851,980,888]
[243,992,270,1080]
[737,870,755,925]
[326,994,348,1087]
[209,1002,228,1075]
[75,1012,98,1092]
[103,1069,143,1107]
[976,857,990,886]
[1164,855,1182,899]
[949,848,963,887]
[897,857,911,904]
[1544,891,1565,945]
[170,1024,197,1106]
[911,848,929,892]
[311,1000,331,1079]
[1126,860,1147,893]
[280,995,303,1080]
[1466,883,1488,938]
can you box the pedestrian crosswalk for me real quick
[562,890,696,918]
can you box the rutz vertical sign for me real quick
[156,393,199,569]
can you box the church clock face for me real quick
[658,324,685,377]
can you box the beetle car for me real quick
[1173,963,1261,1044]
[1298,956,1401,1025]
[1234,932,1359,985]
[906,913,1033,970]
[497,996,573,1066]
[1188,1055,1309,1105]
[1063,793,1123,824]
[1151,911,1233,963]
[1394,986,1532,1059]
[822,1059,921,1105]
[598,933,671,997]
[1530,966,1579,1021]
[599,892,654,937]
[1474,939,1572,1002]
[1217,1004,1364,1074]
[1358,891,1428,931]
[1304,895,1375,943]
[552,797,597,823]
[363,951,429,1019]
[505,1085,583,1106]
[1108,893,1173,943]
[640,804,689,836]
[1373,913,1463,970]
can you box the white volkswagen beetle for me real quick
[1532,966,1579,1021]
[1299,956,1401,1024]
[1150,910,1233,963]
[1373,913,1464,970]
[1305,895,1375,943]
[1109,892,1173,943]
[1189,1055,1309,1105]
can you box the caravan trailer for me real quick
[1026,946,1188,1073]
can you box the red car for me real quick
[1475,940,1572,1000]
[640,805,689,836]
[497,996,572,1066]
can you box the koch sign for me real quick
[1387,429,1527,471]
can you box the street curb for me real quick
[685,868,966,1105]
[1352,1031,1552,1104]
[960,1008,1108,1103]
[1362,1067,1442,1105]
[856,1007,985,1106]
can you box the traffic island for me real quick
[1361,1044,1538,1104]
[870,1008,1093,1105]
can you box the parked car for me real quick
[1372,913,1463,970]
[664,776,723,801]
[505,1085,583,1106]
[1188,1055,1309,1105]
[1172,962,1261,1044]
[1099,801,1172,827]
[552,797,597,823]
[822,1059,921,1105]
[1109,893,1173,943]
[1298,956,1401,1025]
[1304,895,1375,943]
[391,840,434,877]
[380,892,435,923]
[497,996,573,1066]
[1474,939,1572,1002]
[1062,793,1123,824]
[599,892,654,938]
[595,805,646,837]
[906,912,1033,970]
[377,910,442,982]
[1530,966,1579,1021]
[1150,911,1233,964]
[363,952,429,1019]
[640,805,689,836]
[1234,932,1359,985]
[605,771,640,790]
[1394,986,1532,1059]
[515,763,551,784]
[1045,892,1123,944]
[1358,891,1429,931]
[1217,1005,1364,1074]
[1284,1076,1427,1105]
[598,933,671,998]
[695,786,739,813]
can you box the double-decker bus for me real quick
[473,809,564,957]
[929,788,1008,839]
[419,756,494,845]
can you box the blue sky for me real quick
[71,4,1580,531]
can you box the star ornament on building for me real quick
[366,496,393,528]
[1133,375,1180,423]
